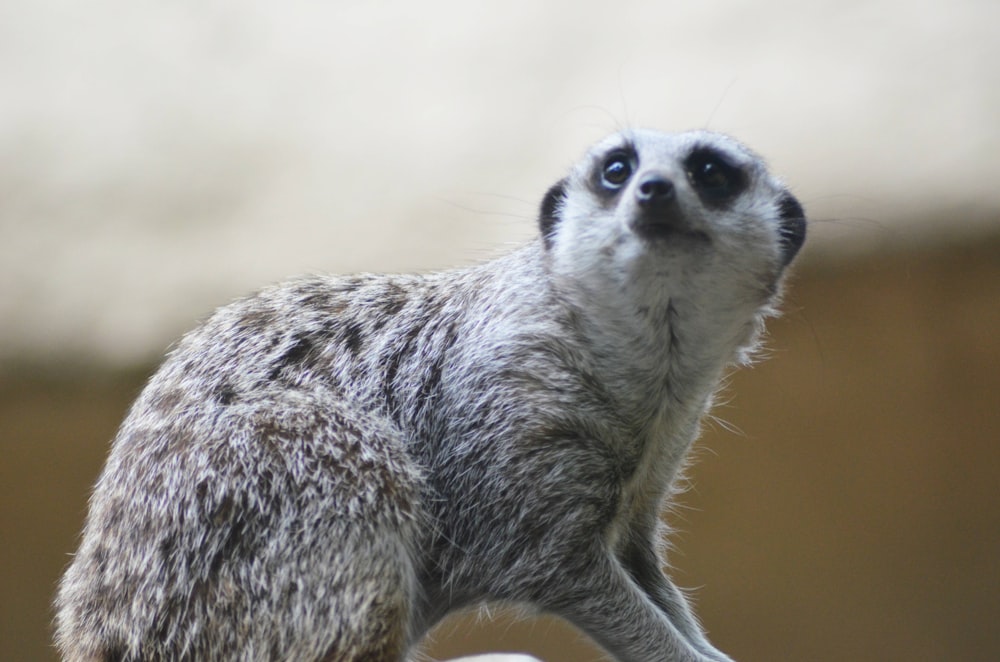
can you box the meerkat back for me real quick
[55,128,806,662]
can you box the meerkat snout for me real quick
[633,173,685,238]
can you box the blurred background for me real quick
[2,1,998,660]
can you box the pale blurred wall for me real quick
[2,0,999,368]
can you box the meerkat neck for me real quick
[542,260,757,427]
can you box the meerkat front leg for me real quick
[619,524,735,662]
[542,545,730,662]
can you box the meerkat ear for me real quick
[776,192,807,266]
[539,178,568,249]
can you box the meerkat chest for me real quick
[605,405,704,550]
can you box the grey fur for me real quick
[55,129,806,662]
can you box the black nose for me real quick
[636,175,675,209]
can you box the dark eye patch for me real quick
[594,146,637,197]
[685,147,747,206]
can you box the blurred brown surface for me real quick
[2,238,998,661]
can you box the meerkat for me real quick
[55,128,806,662]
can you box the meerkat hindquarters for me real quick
[56,389,425,661]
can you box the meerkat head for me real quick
[539,129,806,310]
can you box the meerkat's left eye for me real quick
[601,152,634,189]
[685,148,747,205]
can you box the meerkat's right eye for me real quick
[601,152,634,189]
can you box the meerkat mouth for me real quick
[630,210,710,244]
[634,222,710,244]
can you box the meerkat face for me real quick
[539,129,806,304]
